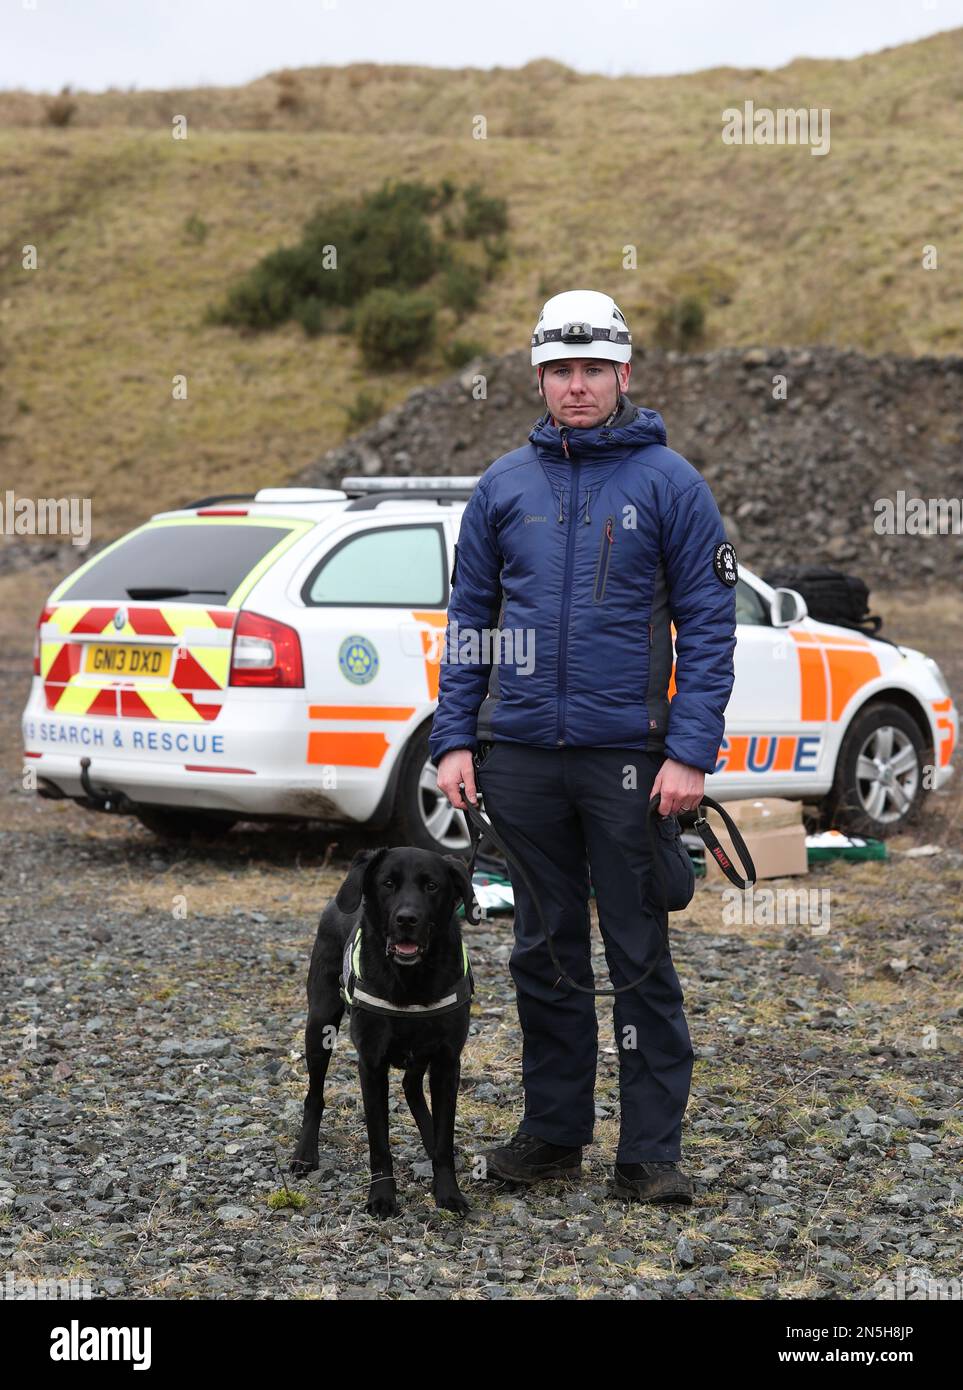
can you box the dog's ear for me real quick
[444,854,480,926]
[335,847,389,914]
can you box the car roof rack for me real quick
[341,475,480,509]
[181,488,349,510]
[181,493,257,509]
[345,489,476,510]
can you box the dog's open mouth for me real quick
[388,941,423,965]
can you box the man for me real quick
[429,289,737,1204]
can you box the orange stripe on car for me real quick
[825,648,881,721]
[932,698,956,767]
[411,610,448,701]
[772,736,795,771]
[308,706,415,720]
[723,735,749,772]
[307,732,390,767]
[810,632,870,647]
[795,641,829,721]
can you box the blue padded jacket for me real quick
[428,396,737,774]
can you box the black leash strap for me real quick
[679,795,757,891]
[459,787,755,998]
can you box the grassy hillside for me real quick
[1,30,962,543]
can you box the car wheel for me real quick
[389,726,475,856]
[824,702,927,838]
[135,807,238,841]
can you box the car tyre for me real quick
[823,701,928,839]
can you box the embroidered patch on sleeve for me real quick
[713,541,738,587]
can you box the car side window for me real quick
[735,578,770,625]
[302,524,447,607]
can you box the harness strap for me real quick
[340,924,474,1017]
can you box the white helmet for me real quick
[531,289,632,367]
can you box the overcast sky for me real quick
[2,0,962,92]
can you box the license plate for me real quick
[84,643,172,677]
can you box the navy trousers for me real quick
[475,742,694,1163]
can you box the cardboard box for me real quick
[703,797,808,881]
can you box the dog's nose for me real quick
[394,910,421,929]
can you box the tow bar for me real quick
[79,757,135,814]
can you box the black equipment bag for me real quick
[762,566,883,636]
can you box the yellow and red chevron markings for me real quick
[41,604,235,722]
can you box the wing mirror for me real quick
[770,587,808,627]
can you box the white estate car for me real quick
[22,480,957,852]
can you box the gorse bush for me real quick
[183,213,208,244]
[356,289,437,368]
[444,338,486,368]
[344,389,386,429]
[212,180,443,330]
[654,295,706,350]
[45,89,78,127]
[462,183,509,239]
[210,177,510,367]
[442,261,483,316]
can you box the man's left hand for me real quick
[652,757,705,817]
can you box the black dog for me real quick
[290,845,478,1218]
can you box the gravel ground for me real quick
[1,566,961,1300]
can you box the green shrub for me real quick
[344,389,385,429]
[444,338,485,368]
[293,295,325,336]
[45,89,77,128]
[462,183,509,239]
[654,295,706,350]
[212,180,442,330]
[442,262,483,316]
[211,178,511,341]
[183,213,208,244]
[482,235,510,280]
[356,289,436,368]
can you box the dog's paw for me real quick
[432,1177,470,1216]
[365,1181,398,1220]
[289,1147,319,1175]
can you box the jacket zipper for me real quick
[593,516,615,603]
[555,425,578,746]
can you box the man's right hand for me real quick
[436,748,478,810]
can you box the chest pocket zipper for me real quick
[593,516,615,603]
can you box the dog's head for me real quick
[335,846,479,967]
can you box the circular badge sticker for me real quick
[338,634,379,685]
[713,541,738,587]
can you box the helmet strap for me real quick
[605,363,623,424]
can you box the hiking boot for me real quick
[611,1161,694,1205]
[484,1130,583,1184]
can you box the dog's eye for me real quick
[425,880,439,892]
[383,877,395,889]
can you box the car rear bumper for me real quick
[21,687,411,823]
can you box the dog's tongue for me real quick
[393,942,420,956]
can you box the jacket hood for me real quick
[528,394,667,458]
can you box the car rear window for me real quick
[58,523,295,603]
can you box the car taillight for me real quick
[229,610,303,687]
[33,605,53,675]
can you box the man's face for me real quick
[540,357,632,428]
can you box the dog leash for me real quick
[680,795,757,891]
[459,788,755,998]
